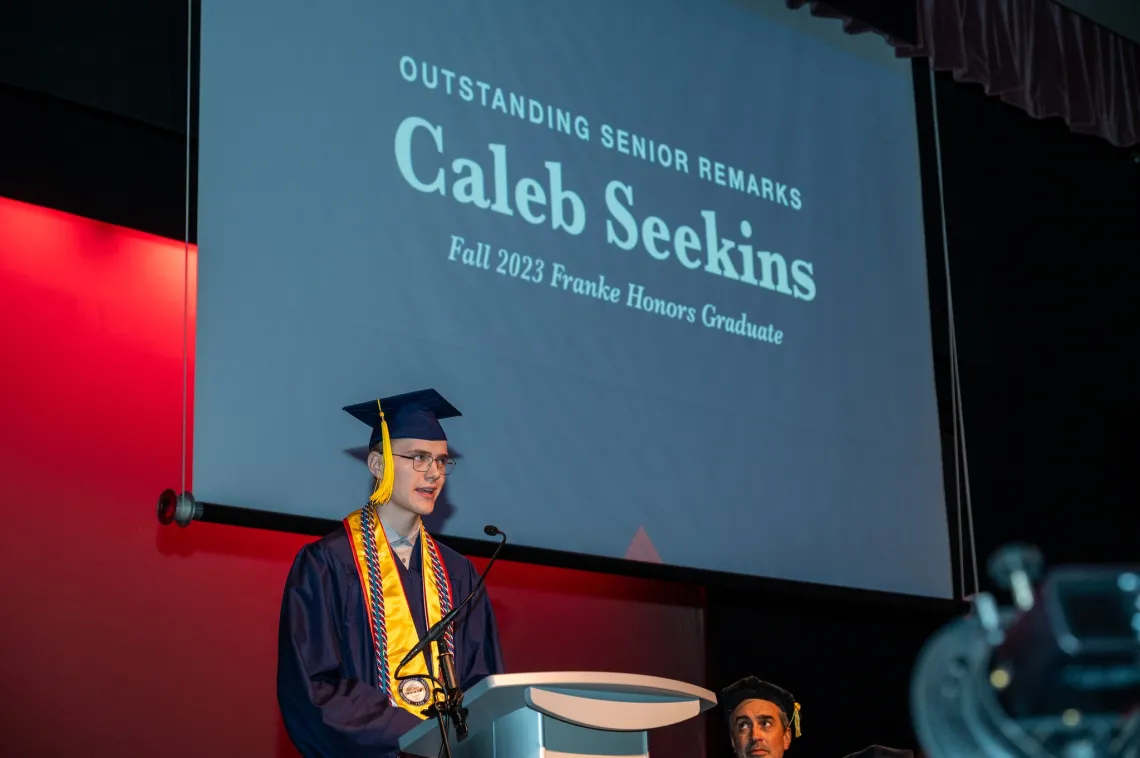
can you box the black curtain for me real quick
[790,0,1140,149]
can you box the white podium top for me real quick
[399,671,717,756]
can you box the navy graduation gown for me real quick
[277,526,504,758]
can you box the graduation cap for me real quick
[343,388,461,505]
[720,676,802,737]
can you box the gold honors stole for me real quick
[344,504,456,716]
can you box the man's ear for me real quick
[782,726,792,750]
[366,449,384,480]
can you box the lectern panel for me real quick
[543,714,648,758]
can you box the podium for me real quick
[400,672,717,758]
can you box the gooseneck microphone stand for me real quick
[436,646,470,741]
[393,525,507,757]
[414,642,468,758]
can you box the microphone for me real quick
[396,525,507,675]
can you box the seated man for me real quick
[721,676,802,758]
[277,388,504,758]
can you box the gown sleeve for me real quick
[277,542,423,758]
[455,559,506,691]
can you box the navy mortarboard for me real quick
[720,676,802,737]
[343,388,461,505]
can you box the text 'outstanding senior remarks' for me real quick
[395,55,818,306]
[398,56,805,212]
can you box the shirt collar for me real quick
[381,518,420,548]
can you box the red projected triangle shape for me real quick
[624,526,663,563]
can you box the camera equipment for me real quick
[912,544,1140,758]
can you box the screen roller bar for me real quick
[157,488,339,536]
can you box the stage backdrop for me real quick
[194,0,951,599]
[0,196,706,758]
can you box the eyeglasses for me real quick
[392,452,456,474]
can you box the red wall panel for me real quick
[0,197,707,758]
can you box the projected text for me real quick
[396,115,818,303]
[398,54,804,213]
[447,233,786,345]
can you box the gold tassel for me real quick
[369,400,395,506]
[792,702,801,737]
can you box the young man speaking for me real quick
[277,388,504,757]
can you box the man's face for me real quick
[729,699,791,758]
[369,438,449,519]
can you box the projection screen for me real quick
[194,0,952,598]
